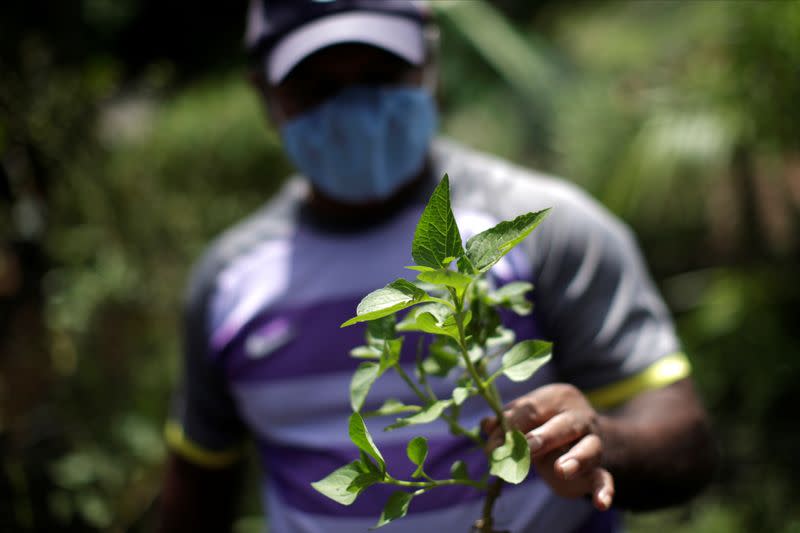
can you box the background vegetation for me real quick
[1,1,798,531]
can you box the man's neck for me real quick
[302,161,435,230]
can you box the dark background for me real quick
[2,1,799,531]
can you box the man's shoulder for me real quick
[184,178,306,304]
[433,138,610,222]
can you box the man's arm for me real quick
[484,377,716,511]
[159,247,250,531]
[598,377,716,509]
[157,452,243,533]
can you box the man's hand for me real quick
[482,383,614,511]
[157,452,242,533]
[483,378,716,511]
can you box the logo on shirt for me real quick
[245,317,294,359]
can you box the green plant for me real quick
[311,175,552,531]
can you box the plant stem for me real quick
[393,361,484,448]
[415,336,439,401]
[478,477,504,532]
[393,362,428,404]
[448,287,509,531]
[387,476,486,491]
[450,288,509,435]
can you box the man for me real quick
[159,1,716,532]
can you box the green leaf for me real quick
[378,339,401,372]
[411,174,465,270]
[489,430,531,484]
[364,398,422,417]
[488,281,534,316]
[416,269,473,296]
[367,315,397,341]
[487,326,516,347]
[466,293,501,346]
[465,209,550,273]
[422,338,460,377]
[373,491,413,529]
[491,281,533,300]
[457,255,476,275]
[450,460,469,480]
[406,436,429,478]
[413,310,470,342]
[466,343,483,363]
[341,279,429,327]
[311,461,368,505]
[347,471,384,494]
[452,386,472,406]
[349,413,385,471]
[359,450,382,473]
[404,265,436,272]
[350,345,382,359]
[415,312,458,340]
[385,400,452,431]
[500,340,552,382]
[350,362,382,412]
[397,303,449,332]
[510,301,532,316]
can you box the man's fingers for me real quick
[481,417,498,436]
[501,386,565,434]
[555,434,602,480]
[591,468,614,511]
[526,411,592,457]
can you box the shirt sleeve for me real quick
[531,184,691,409]
[165,257,246,468]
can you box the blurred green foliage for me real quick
[1,0,799,531]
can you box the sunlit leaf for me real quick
[350,345,382,359]
[342,280,430,327]
[465,210,550,273]
[350,362,382,412]
[491,281,533,301]
[406,436,429,478]
[412,174,465,269]
[312,461,369,505]
[489,430,530,484]
[488,281,534,315]
[364,398,422,417]
[405,265,437,272]
[500,340,552,382]
[349,413,385,471]
[416,269,473,296]
[385,400,453,431]
[452,386,472,406]
[413,309,470,342]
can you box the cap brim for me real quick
[267,12,425,84]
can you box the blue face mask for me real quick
[280,85,438,203]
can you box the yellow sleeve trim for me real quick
[585,352,691,410]
[164,421,243,469]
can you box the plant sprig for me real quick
[312,175,552,531]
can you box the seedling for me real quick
[312,175,552,532]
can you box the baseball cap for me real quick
[245,0,430,84]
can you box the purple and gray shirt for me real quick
[167,139,690,533]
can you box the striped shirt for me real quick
[167,139,690,533]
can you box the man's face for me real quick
[263,43,424,124]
